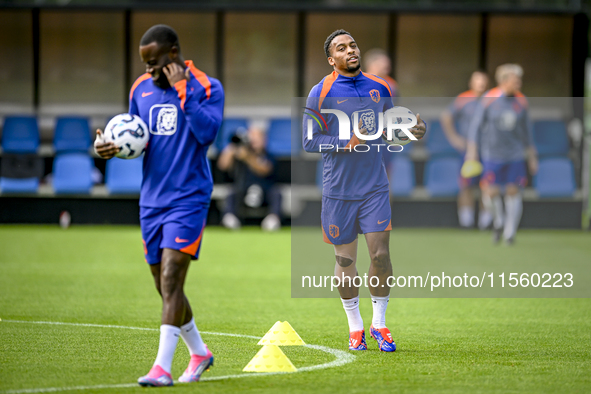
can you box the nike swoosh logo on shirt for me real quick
[142,92,154,97]
[378,219,388,225]
[175,237,189,243]
[337,99,348,104]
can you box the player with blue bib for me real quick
[440,71,492,229]
[303,30,425,352]
[465,64,538,245]
[95,25,223,386]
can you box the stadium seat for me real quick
[424,156,461,197]
[0,177,39,194]
[1,116,39,153]
[52,153,93,194]
[267,118,295,156]
[389,156,415,197]
[0,153,44,194]
[534,157,576,198]
[425,120,460,157]
[1,117,42,194]
[53,116,91,153]
[533,120,569,157]
[214,118,248,152]
[105,156,143,194]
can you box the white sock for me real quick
[458,206,475,228]
[371,295,389,329]
[180,318,208,357]
[341,296,364,332]
[154,324,181,374]
[478,209,493,230]
[503,194,522,240]
[483,194,504,229]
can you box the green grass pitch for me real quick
[0,225,590,393]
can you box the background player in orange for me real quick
[364,48,401,175]
[363,48,399,101]
[465,64,538,244]
[441,70,492,229]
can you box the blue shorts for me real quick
[460,173,480,188]
[481,160,527,187]
[321,191,391,245]
[140,204,208,265]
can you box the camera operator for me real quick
[217,126,282,231]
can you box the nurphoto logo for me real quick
[304,106,418,153]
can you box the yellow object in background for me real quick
[461,160,483,178]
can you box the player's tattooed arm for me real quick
[94,129,120,159]
[162,62,190,86]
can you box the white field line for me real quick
[0,319,355,394]
[1,319,262,339]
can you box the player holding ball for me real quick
[94,25,224,386]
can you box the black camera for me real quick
[230,127,249,146]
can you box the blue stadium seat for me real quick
[389,156,415,197]
[425,120,460,157]
[214,118,248,152]
[534,157,576,198]
[54,116,91,153]
[1,116,39,153]
[267,118,295,156]
[105,157,143,194]
[0,177,39,194]
[533,120,569,157]
[52,153,93,194]
[424,156,461,197]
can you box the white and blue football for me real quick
[382,106,417,146]
[104,114,149,159]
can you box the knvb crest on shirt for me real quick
[369,89,380,103]
[149,104,178,135]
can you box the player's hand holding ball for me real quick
[381,108,426,146]
[410,113,426,140]
[94,129,120,159]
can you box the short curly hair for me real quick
[324,29,351,58]
[140,24,180,51]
